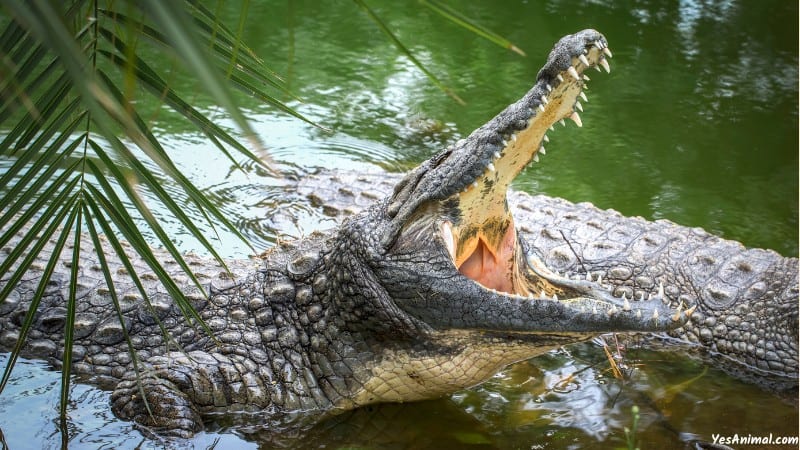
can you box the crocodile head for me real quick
[375,29,691,340]
[331,30,693,406]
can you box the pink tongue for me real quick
[458,226,517,294]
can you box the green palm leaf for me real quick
[0,0,526,437]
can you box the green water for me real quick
[0,0,797,448]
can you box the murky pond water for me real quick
[0,0,797,448]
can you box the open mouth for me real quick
[440,38,611,299]
[384,30,693,330]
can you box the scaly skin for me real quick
[0,30,721,437]
[298,171,800,394]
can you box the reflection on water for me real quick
[1,340,796,449]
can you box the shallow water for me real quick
[0,0,797,448]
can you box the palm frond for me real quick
[0,0,301,409]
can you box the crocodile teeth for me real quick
[567,66,580,81]
[540,290,546,297]
[494,151,501,159]
[487,162,496,172]
[603,47,613,58]
[623,297,631,312]
[636,309,642,319]
[541,95,549,104]
[578,54,590,67]
[546,84,553,92]
[538,104,546,112]
[557,74,564,82]
[472,181,478,188]
[599,59,611,73]
[652,309,659,320]
[597,274,603,285]
[552,294,558,301]
[608,306,617,316]
[685,304,697,317]
[511,133,517,142]
[579,91,588,102]
[594,40,604,49]
[543,134,549,143]
[671,302,684,322]
[549,125,555,131]
[441,222,456,260]
[569,111,582,127]
[559,119,566,127]
[575,101,583,112]
[539,146,546,155]
[583,74,591,81]
[533,154,539,163]
[658,282,665,298]
[586,272,592,281]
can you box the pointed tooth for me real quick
[441,222,456,260]
[578,54,590,66]
[549,125,555,132]
[569,111,582,127]
[546,84,553,92]
[672,303,684,322]
[494,151,502,159]
[685,304,697,317]
[501,139,508,147]
[658,282,665,298]
[528,293,535,299]
[551,294,557,301]
[539,146,546,155]
[603,47,613,58]
[608,306,617,316]
[487,162,496,172]
[557,74,564,82]
[586,272,592,281]
[583,74,591,81]
[543,134,549,143]
[579,91,588,102]
[541,95,549,104]
[538,104,546,112]
[623,297,631,312]
[567,66,580,81]
[594,66,602,72]
[592,305,598,315]
[599,59,611,73]
[511,133,517,142]
[652,309,659,320]
[559,119,566,127]
[540,290,546,298]
[533,154,539,163]
[594,40,604,49]
[472,181,478,188]
[575,101,583,112]
[597,275,603,285]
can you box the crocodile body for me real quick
[0,30,796,437]
[297,170,799,394]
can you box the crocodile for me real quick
[0,29,795,438]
